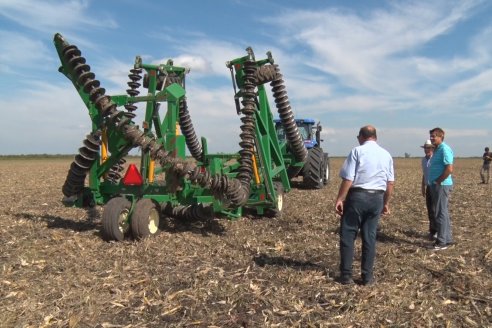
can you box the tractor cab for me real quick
[274,118,322,149]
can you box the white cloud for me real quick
[421,69,492,114]
[171,55,209,74]
[1,0,491,158]
[0,82,90,154]
[0,30,52,72]
[97,58,137,94]
[172,40,250,78]
[268,0,486,98]
[0,0,118,33]
[321,126,489,158]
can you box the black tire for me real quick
[302,147,324,189]
[287,165,302,179]
[265,182,284,218]
[102,197,131,241]
[131,198,160,240]
[322,153,330,185]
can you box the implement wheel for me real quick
[131,199,160,240]
[102,197,131,241]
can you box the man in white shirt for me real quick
[335,125,394,285]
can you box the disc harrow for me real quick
[54,33,315,241]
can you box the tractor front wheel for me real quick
[131,199,160,240]
[102,197,131,241]
[302,147,324,189]
[322,153,330,185]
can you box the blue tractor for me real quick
[274,118,330,189]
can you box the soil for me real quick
[0,157,491,327]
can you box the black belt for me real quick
[350,187,384,194]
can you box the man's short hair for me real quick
[358,125,377,139]
[486,147,490,152]
[429,127,445,139]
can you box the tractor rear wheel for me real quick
[102,197,131,241]
[131,198,160,240]
[302,147,324,189]
[265,182,284,218]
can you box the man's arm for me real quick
[421,174,426,197]
[435,164,453,185]
[335,179,353,216]
[382,181,394,215]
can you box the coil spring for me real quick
[269,64,307,163]
[62,44,117,117]
[236,60,257,188]
[124,68,142,119]
[61,42,119,197]
[118,103,247,207]
[165,203,213,221]
[62,131,101,197]
[165,74,182,88]
[106,158,126,183]
[178,99,203,162]
[182,60,259,207]
[108,67,137,183]
[254,65,277,85]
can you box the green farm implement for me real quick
[54,33,328,241]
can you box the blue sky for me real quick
[1,0,492,157]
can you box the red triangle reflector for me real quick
[122,164,143,186]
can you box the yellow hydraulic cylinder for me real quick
[148,159,155,183]
[252,152,260,185]
[101,129,108,163]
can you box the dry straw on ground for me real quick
[0,157,491,327]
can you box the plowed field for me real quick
[1,157,491,327]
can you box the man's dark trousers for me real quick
[425,186,436,234]
[339,190,384,282]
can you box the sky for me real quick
[1,0,492,157]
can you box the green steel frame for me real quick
[55,36,291,219]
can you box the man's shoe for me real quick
[432,243,448,250]
[362,278,375,286]
[337,275,354,285]
[361,274,375,286]
[427,232,437,241]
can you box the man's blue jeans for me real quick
[429,184,453,245]
[339,190,384,281]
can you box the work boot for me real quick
[337,275,354,285]
[361,274,375,286]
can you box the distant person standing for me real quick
[428,127,454,250]
[420,140,436,240]
[480,147,492,184]
[335,125,394,285]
